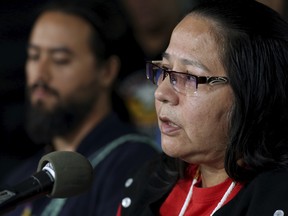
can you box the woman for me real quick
[117,0,288,215]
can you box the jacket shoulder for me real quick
[216,168,288,216]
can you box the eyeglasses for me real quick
[146,61,229,95]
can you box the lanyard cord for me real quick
[178,171,236,216]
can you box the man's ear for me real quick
[99,55,120,88]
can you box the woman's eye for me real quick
[170,73,178,85]
[187,74,196,82]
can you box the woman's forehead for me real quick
[165,15,225,76]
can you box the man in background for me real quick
[3,1,159,215]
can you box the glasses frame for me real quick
[146,61,229,94]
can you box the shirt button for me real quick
[274,210,284,216]
[125,178,133,187]
[122,197,132,208]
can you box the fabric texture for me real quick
[3,112,160,216]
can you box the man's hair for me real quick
[36,0,126,62]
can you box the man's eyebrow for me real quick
[27,44,73,55]
[49,47,73,55]
[162,52,210,72]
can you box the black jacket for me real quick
[119,154,288,216]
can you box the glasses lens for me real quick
[146,62,163,85]
[185,74,198,94]
[146,63,153,81]
[146,62,198,95]
[154,67,164,85]
[169,72,197,95]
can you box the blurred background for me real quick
[0,0,287,182]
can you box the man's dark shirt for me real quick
[2,112,160,216]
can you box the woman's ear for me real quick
[99,55,121,88]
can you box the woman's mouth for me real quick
[159,116,181,135]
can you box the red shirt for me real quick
[117,166,244,216]
[159,166,243,216]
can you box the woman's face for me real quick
[155,15,234,168]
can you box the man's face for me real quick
[25,11,102,143]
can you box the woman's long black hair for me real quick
[188,0,288,182]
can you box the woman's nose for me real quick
[154,75,178,105]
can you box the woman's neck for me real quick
[199,165,229,188]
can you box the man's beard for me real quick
[25,93,96,145]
